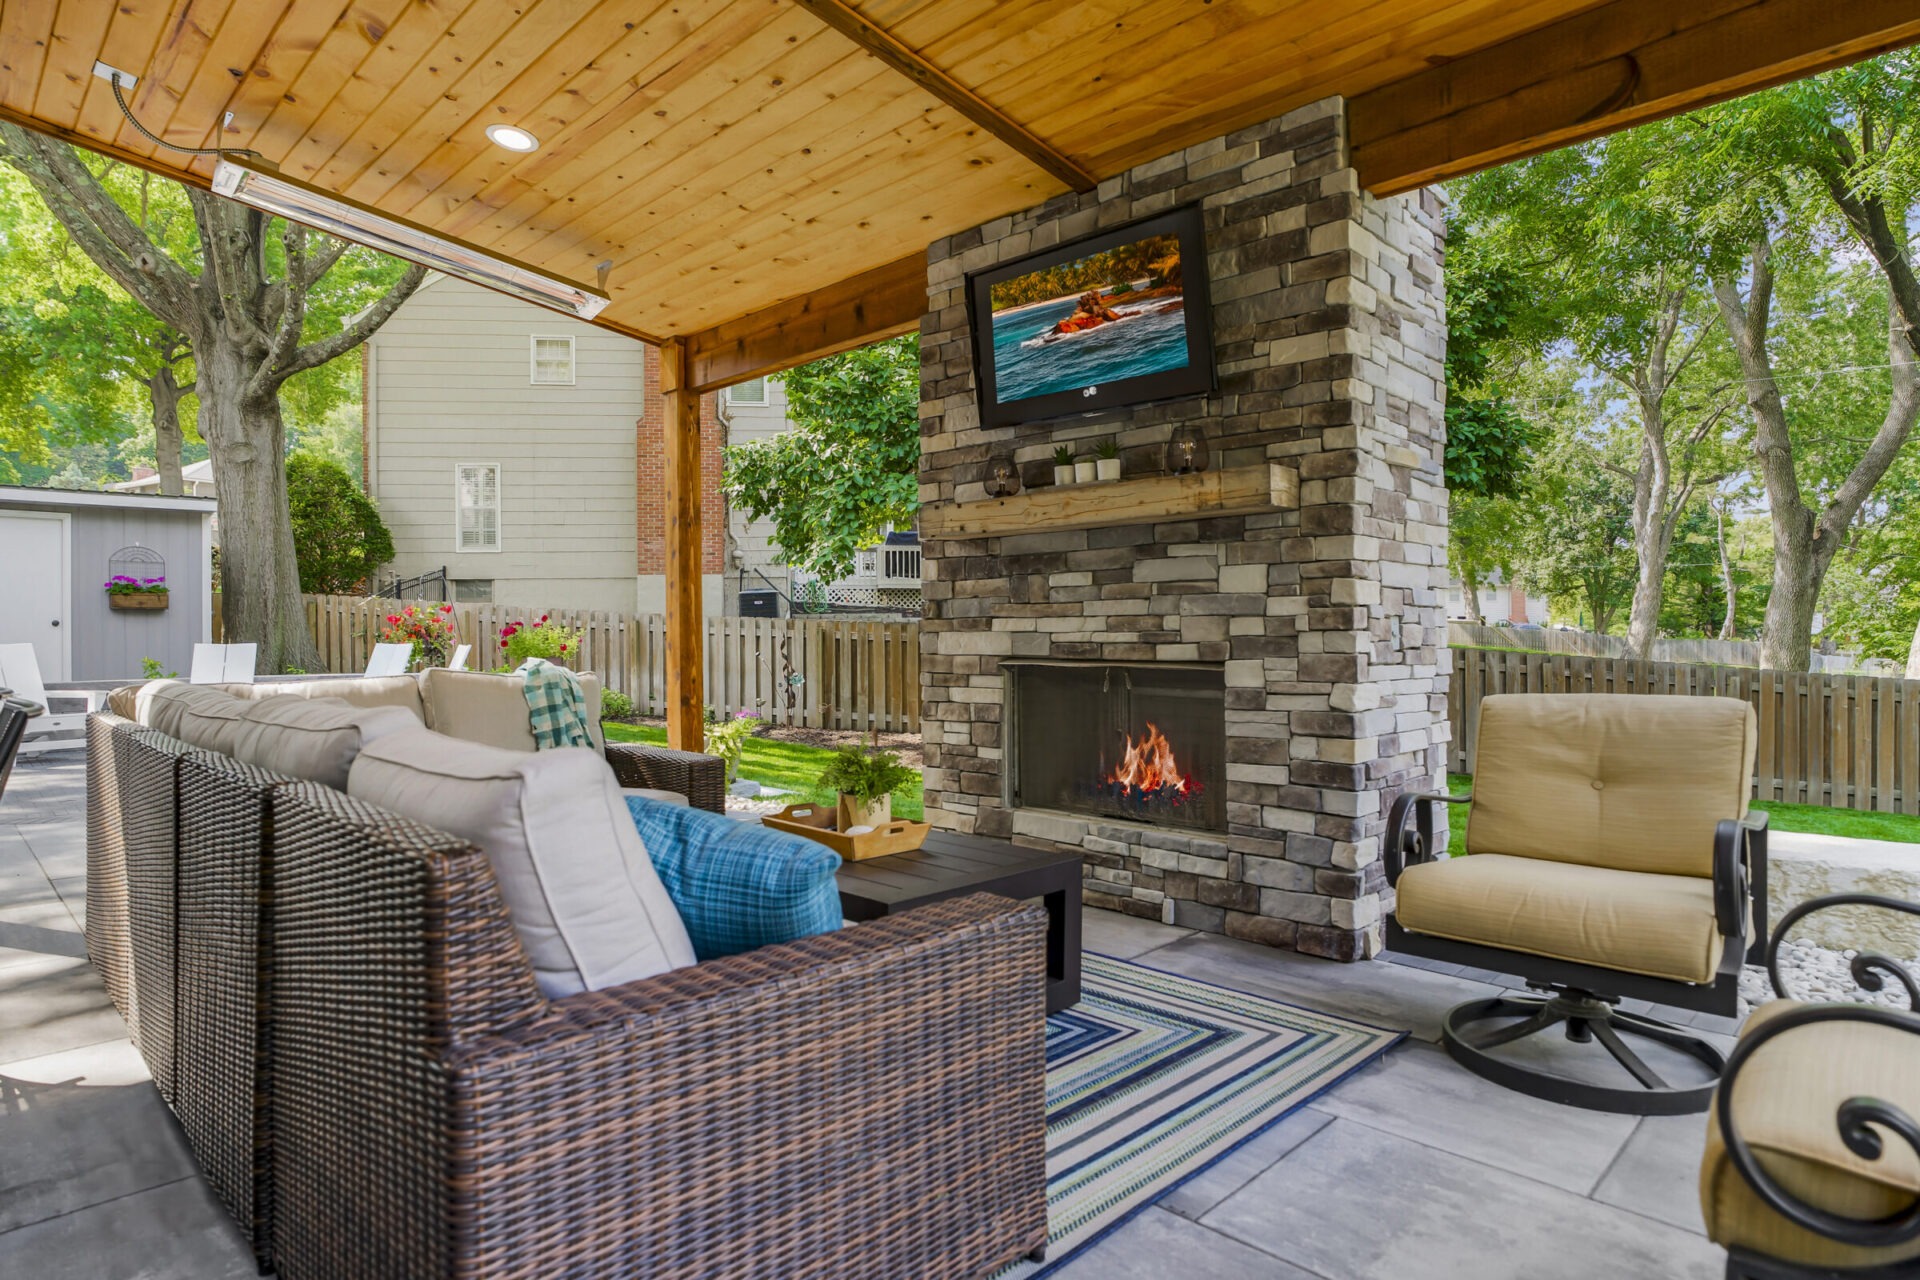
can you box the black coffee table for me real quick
[835,831,1082,1014]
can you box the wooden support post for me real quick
[659,338,705,751]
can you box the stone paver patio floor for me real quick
[0,751,1736,1278]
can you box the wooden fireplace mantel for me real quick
[919,463,1301,539]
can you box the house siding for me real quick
[366,275,646,613]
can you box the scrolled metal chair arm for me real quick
[1767,894,1920,1008]
[1711,810,1768,939]
[1385,790,1470,887]
[1716,1003,1920,1249]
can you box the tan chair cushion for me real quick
[419,668,605,754]
[132,679,194,734]
[107,684,139,720]
[229,696,420,790]
[1700,1000,1920,1270]
[1468,693,1756,877]
[1395,853,1725,983]
[348,728,692,998]
[210,676,425,719]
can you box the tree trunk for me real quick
[1460,563,1487,625]
[146,365,187,496]
[1623,486,1673,658]
[1715,500,1737,641]
[197,351,321,673]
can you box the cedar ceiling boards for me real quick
[1,0,1915,382]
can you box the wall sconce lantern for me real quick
[1165,424,1210,475]
[984,458,1023,498]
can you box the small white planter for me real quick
[1095,457,1122,482]
[1053,464,1076,486]
[1073,460,1098,484]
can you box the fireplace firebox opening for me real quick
[1005,661,1227,833]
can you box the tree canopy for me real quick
[721,335,921,582]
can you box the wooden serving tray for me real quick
[761,803,930,861]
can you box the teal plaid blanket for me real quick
[519,658,595,750]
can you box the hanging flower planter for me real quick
[106,545,170,611]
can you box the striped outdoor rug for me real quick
[1004,952,1404,1277]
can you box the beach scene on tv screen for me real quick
[987,232,1188,405]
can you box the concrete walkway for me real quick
[0,751,1742,1278]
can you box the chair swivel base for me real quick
[1440,991,1727,1116]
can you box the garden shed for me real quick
[0,485,215,683]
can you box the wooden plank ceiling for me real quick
[2,0,1917,384]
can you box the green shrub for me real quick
[702,712,763,782]
[497,615,583,668]
[287,453,394,594]
[601,687,635,721]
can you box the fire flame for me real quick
[1107,722,1189,795]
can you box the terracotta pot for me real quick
[1095,457,1122,482]
[838,793,893,829]
[1073,460,1097,484]
[1053,464,1075,487]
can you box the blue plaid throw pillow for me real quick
[625,796,842,960]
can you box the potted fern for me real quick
[1052,444,1076,487]
[817,744,916,830]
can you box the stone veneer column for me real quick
[917,96,1449,960]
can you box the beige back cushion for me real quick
[229,697,420,790]
[210,676,425,719]
[1466,694,1756,877]
[419,668,604,753]
[348,728,692,997]
[165,686,258,755]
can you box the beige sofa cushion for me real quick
[347,727,692,998]
[132,679,194,735]
[1467,693,1756,877]
[229,697,420,790]
[1699,1000,1920,1270]
[211,675,425,719]
[1395,852,1724,984]
[166,690,261,759]
[419,668,604,753]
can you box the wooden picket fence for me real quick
[1451,648,1920,814]
[302,595,921,732]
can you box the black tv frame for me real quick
[966,204,1215,430]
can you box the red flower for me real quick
[441,604,453,613]
[559,643,568,652]
[540,614,549,623]
[386,615,400,624]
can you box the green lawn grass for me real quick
[603,722,925,821]
[1443,773,1919,845]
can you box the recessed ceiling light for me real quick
[486,124,539,153]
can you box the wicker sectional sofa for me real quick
[85,674,1050,1279]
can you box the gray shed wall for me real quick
[61,504,209,680]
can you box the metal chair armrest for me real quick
[1385,790,1469,887]
[1766,892,1920,1006]
[1712,810,1768,940]
[1715,1003,1920,1249]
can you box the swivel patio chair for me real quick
[0,688,44,801]
[1704,892,1919,1279]
[1386,693,1767,1115]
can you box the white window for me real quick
[453,579,493,603]
[530,335,576,385]
[455,463,501,552]
[725,376,767,405]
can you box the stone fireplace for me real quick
[916,96,1450,961]
[1006,661,1227,834]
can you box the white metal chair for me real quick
[0,643,86,754]
[363,643,413,678]
[189,643,258,684]
[448,644,471,672]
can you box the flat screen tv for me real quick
[967,205,1214,429]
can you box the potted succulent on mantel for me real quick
[105,574,169,611]
[817,743,917,830]
[1052,444,1076,487]
[1094,439,1122,482]
[1073,451,1098,485]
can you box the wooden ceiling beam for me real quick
[792,0,1099,193]
[682,252,926,394]
[1351,0,1920,196]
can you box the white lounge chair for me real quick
[190,643,258,684]
[448,644,472,672]
[0,643,86,754]
[363,643,413,678]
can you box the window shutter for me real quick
[530,336,575,385]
